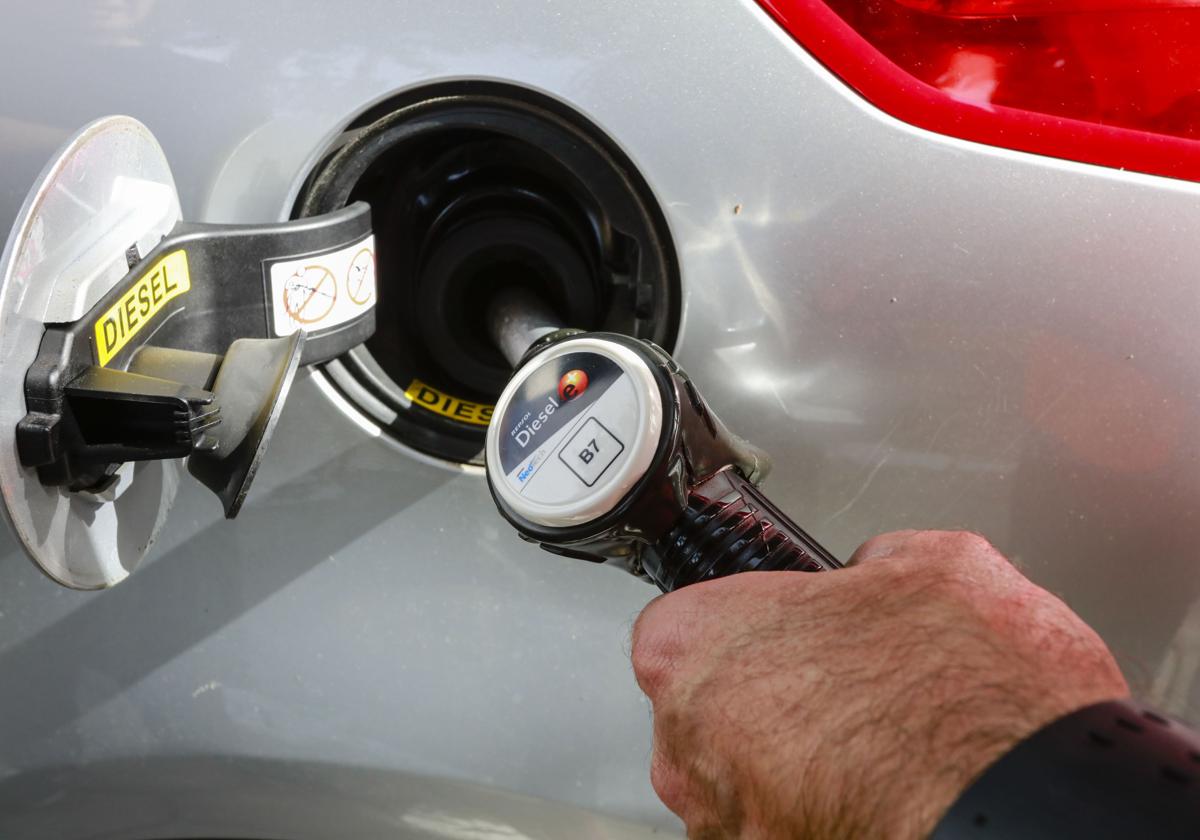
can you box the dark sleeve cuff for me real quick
[931,698,1200,839]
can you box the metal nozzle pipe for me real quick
[487,287,567,368]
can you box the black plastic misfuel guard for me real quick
[15,202,374,516]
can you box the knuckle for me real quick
[909,530,1002,568]
[847,530,919,566]
[946,530,995,555]
[847,533,890,566]
[909,531,1023,603]
[631,598,688,696]
[649,749,689,818]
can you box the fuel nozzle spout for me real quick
[482,290,841,592]
[486,286,582,368]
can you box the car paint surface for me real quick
[1,0,1199,836]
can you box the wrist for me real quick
[931,698,1200,838]
[894,681,1131,839]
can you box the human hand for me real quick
[631,530,1129,838]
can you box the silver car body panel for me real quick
[1,0,1199,836]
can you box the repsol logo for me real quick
[511,395,560,449]
[558,369,588,401]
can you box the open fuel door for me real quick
[0,116,376,589]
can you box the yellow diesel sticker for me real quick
[405,379,494,426]
[93,250,190,366]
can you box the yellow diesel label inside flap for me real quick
[93,250,190,366]
[404,379,494,426]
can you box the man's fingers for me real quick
[631,575,773,696]
[846,530,920,566]
[649,737,690,818]
[650,713,728,834]
[631,591,697,699]
[848,529,1011,569]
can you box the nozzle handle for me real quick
[644,467,842,592]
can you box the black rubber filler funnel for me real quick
[189,332,306,518]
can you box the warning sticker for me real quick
[404,379,494,426]
[93,249,190,366]
[269,235,375,336]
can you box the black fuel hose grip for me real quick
[645,467,842,591]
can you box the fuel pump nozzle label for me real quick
[497,351,622,476]
[487,337,664,530]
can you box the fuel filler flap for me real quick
[0,116,376,589]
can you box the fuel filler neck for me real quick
[483,289,842,592]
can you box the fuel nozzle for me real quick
[483,288,841,592]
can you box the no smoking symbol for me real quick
[282,266,337,324]
[346,247,374,305]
